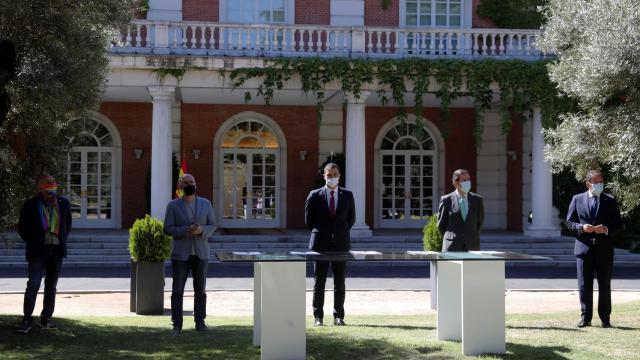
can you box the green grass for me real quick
[1,302,639,359]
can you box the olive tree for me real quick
[538,0,640,212]
[0,0,133,231]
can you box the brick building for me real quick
[69,0,558,238]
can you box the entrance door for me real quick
[219,119,280,227]
[65,118,117,228]
[378,121,438,228]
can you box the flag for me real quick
[175,153,188,198]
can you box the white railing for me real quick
[111,20,547,60]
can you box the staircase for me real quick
[1,230,639,268]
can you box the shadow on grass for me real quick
[0,315,440,360]
[352,323,435,331]
[505,343,571,359]
[507,325,583,332]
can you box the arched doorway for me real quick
[374,118,444,228]
[214,114,286,228]
[64,114,122,228]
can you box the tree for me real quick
[0,0,133,231]
[477,0,547,29]
[537,0,640,213]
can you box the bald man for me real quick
[164,174,217,334]
[17,175,72,333]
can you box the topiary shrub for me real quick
[423,215,443,251]
[129,215,172,262]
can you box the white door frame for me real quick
[373,116,446,228]
[213,112,288,228]
[66,113,122,229]
[219,148,281,227]
[379,150,438,228]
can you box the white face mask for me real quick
[460,180,471,193]
[326,177,339,188]
[590,183,604,196]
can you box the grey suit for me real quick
[164,196,217,329]
[437,191,484,252]
[164,196,217,261]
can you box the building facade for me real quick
[66,0,559,237]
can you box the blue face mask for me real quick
[460,180,472,193]
[590,183,604,196]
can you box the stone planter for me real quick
[135,261,165,315]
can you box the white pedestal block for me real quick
[258,262,306,360]
[436,260,506,356]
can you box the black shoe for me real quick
[16,321,32,334]
[602,321,612,328]
[577,320,591,328]
[314,317,323,326]
[41,319,57,330]
[171,326,182,335]
[195,323,208,332]
[334,318,345,326]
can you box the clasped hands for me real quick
[189,223,203,236]
[582,224,608,234]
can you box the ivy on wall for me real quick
[222,58,571,146]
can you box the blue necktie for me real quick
[590,196,598,223]
[460,196,468,221]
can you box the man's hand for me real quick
[594,224,608,234]
[189,224,203,236]
[582,224,596,233]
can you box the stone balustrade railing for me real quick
[111,20,547,60]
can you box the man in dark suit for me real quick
[565,170,622,328]
[16,175,72,333]
[437,169,484,252]
[305,163,356,326]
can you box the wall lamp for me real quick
[134,149,143,160]
[298,150,308,161]
[192,149,201,160]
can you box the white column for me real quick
[524,107,560,237]
[148,86,176,220]
[346,92,372,237]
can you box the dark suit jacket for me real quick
[18,195,72,262]
[565,191,622,256]
[437,191,484,252]
[305,187,356,252]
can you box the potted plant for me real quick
[129,215,172,315]
[423,215,442,310]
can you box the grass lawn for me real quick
[1,301,639,359]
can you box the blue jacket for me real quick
[164,196,217,261]
[565,191,623,256]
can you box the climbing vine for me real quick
[151,67,187,84]
[222,58,571,147]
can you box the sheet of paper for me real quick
[407,250,438,255]
[232,251,261,256]
[349,251,382,255]
[289,251,320,255]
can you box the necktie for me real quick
[590,196,598,223]
[330,190,335,217]
[460,196,468,221]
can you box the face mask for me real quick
[460,180,472,193]
[590,183,604,196]
[326,178,339,188]
[183,184,196,196]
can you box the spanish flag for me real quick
[175,153,188,198]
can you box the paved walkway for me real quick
[1,290,639,318]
